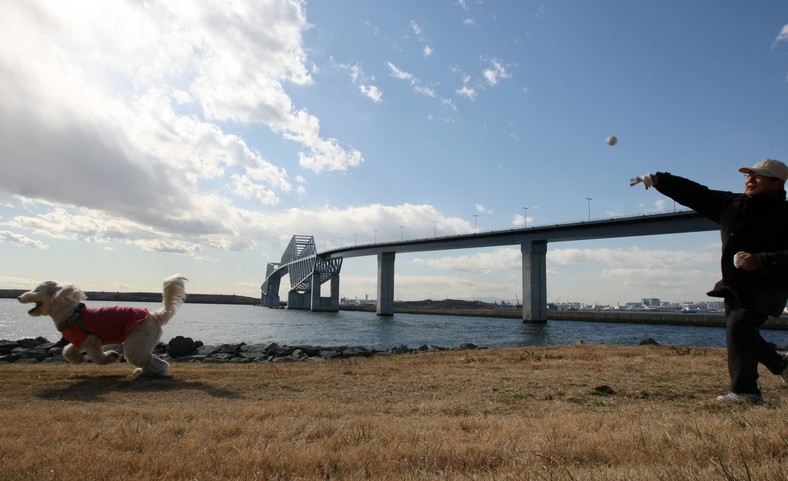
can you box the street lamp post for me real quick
[473,214,478,233]
[586,197,592,221]
[374,229,378,243]
[433,220,437,237]
[522,207,528,228]
[400,225,404,240]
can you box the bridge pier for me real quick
[310,271,340,312]
[261,263,282,307]
[377,252,395,316]
[287,290,310,309]
[521,240,548,323]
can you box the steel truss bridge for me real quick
[261,211,718,322]
[261,235,343,311]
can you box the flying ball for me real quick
[606,136,617,146]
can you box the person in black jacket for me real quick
[632,159,788,404]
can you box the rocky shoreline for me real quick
[0,335,487,365]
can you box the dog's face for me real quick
[18,281,85,318]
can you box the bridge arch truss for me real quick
[261,235,343,311]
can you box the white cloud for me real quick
[774,24,788,46]
[387,62,457,111]
[411,245,717,274]
[410,20,423,36]
[598,267,714,291]
[475,203,492,214]
[512,213,531,227]
[231,175,280,206]
[2,200,474,255]
[482,58,511,86]
[360,84,383,102]
[339,62,383,103]
[423,46,433,57]
[456,85,477,100]
[0,0,367,259]
[0,231,48,250]
[388,62,414,81]
[548,246,716,268]
[412,248,521,274]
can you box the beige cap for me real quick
[738,159,788,182]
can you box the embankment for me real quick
[339,305,788,330]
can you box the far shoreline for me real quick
[338,305,788,330]
[4,289,787,330]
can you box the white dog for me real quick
[18,274,187,376]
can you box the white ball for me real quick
[606,136,617,146]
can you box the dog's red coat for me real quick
[61,306,150,347]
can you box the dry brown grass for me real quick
[0,344,786,480]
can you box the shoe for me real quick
[716,392,763,405]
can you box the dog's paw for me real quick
[133,367,170,378]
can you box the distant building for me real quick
[642,298,661,308]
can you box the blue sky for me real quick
[1,1,787,305]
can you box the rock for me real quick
[18,348,49,361]
[292,345,321,357]
[218,343,243,355]
[342,346,371,358]
[228,356,254,364]
[240,343,270,353]
[0,336,490,365]
[639,338,660,346]
[266,345,295,357]
[172,355,207,363]
[197,345,218,356]
[0,340,20,355]
[167,336,197,357]
[389,344,410,354]
[319,349,341,360]
[593,385,616,396]
[17,338,43,349]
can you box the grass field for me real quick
[0,344,786,480]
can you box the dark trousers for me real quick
[724,301,785,394]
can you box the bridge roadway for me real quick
[304,210,719,322]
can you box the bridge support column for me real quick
[521,240,548,323]
[377,252,395,316]
[261,292,280,307]
[287,291,309,309]
[310,271,340,312]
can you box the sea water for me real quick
[3,299,788,349]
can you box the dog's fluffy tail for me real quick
[152,274,188,326]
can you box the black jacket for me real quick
[654,172,788,317]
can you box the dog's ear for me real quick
[55,284,86,304]
[38,281,60,297]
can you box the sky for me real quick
[1,1,788,306]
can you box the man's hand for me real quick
[629,174,655,189]
[734,251,762,271]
